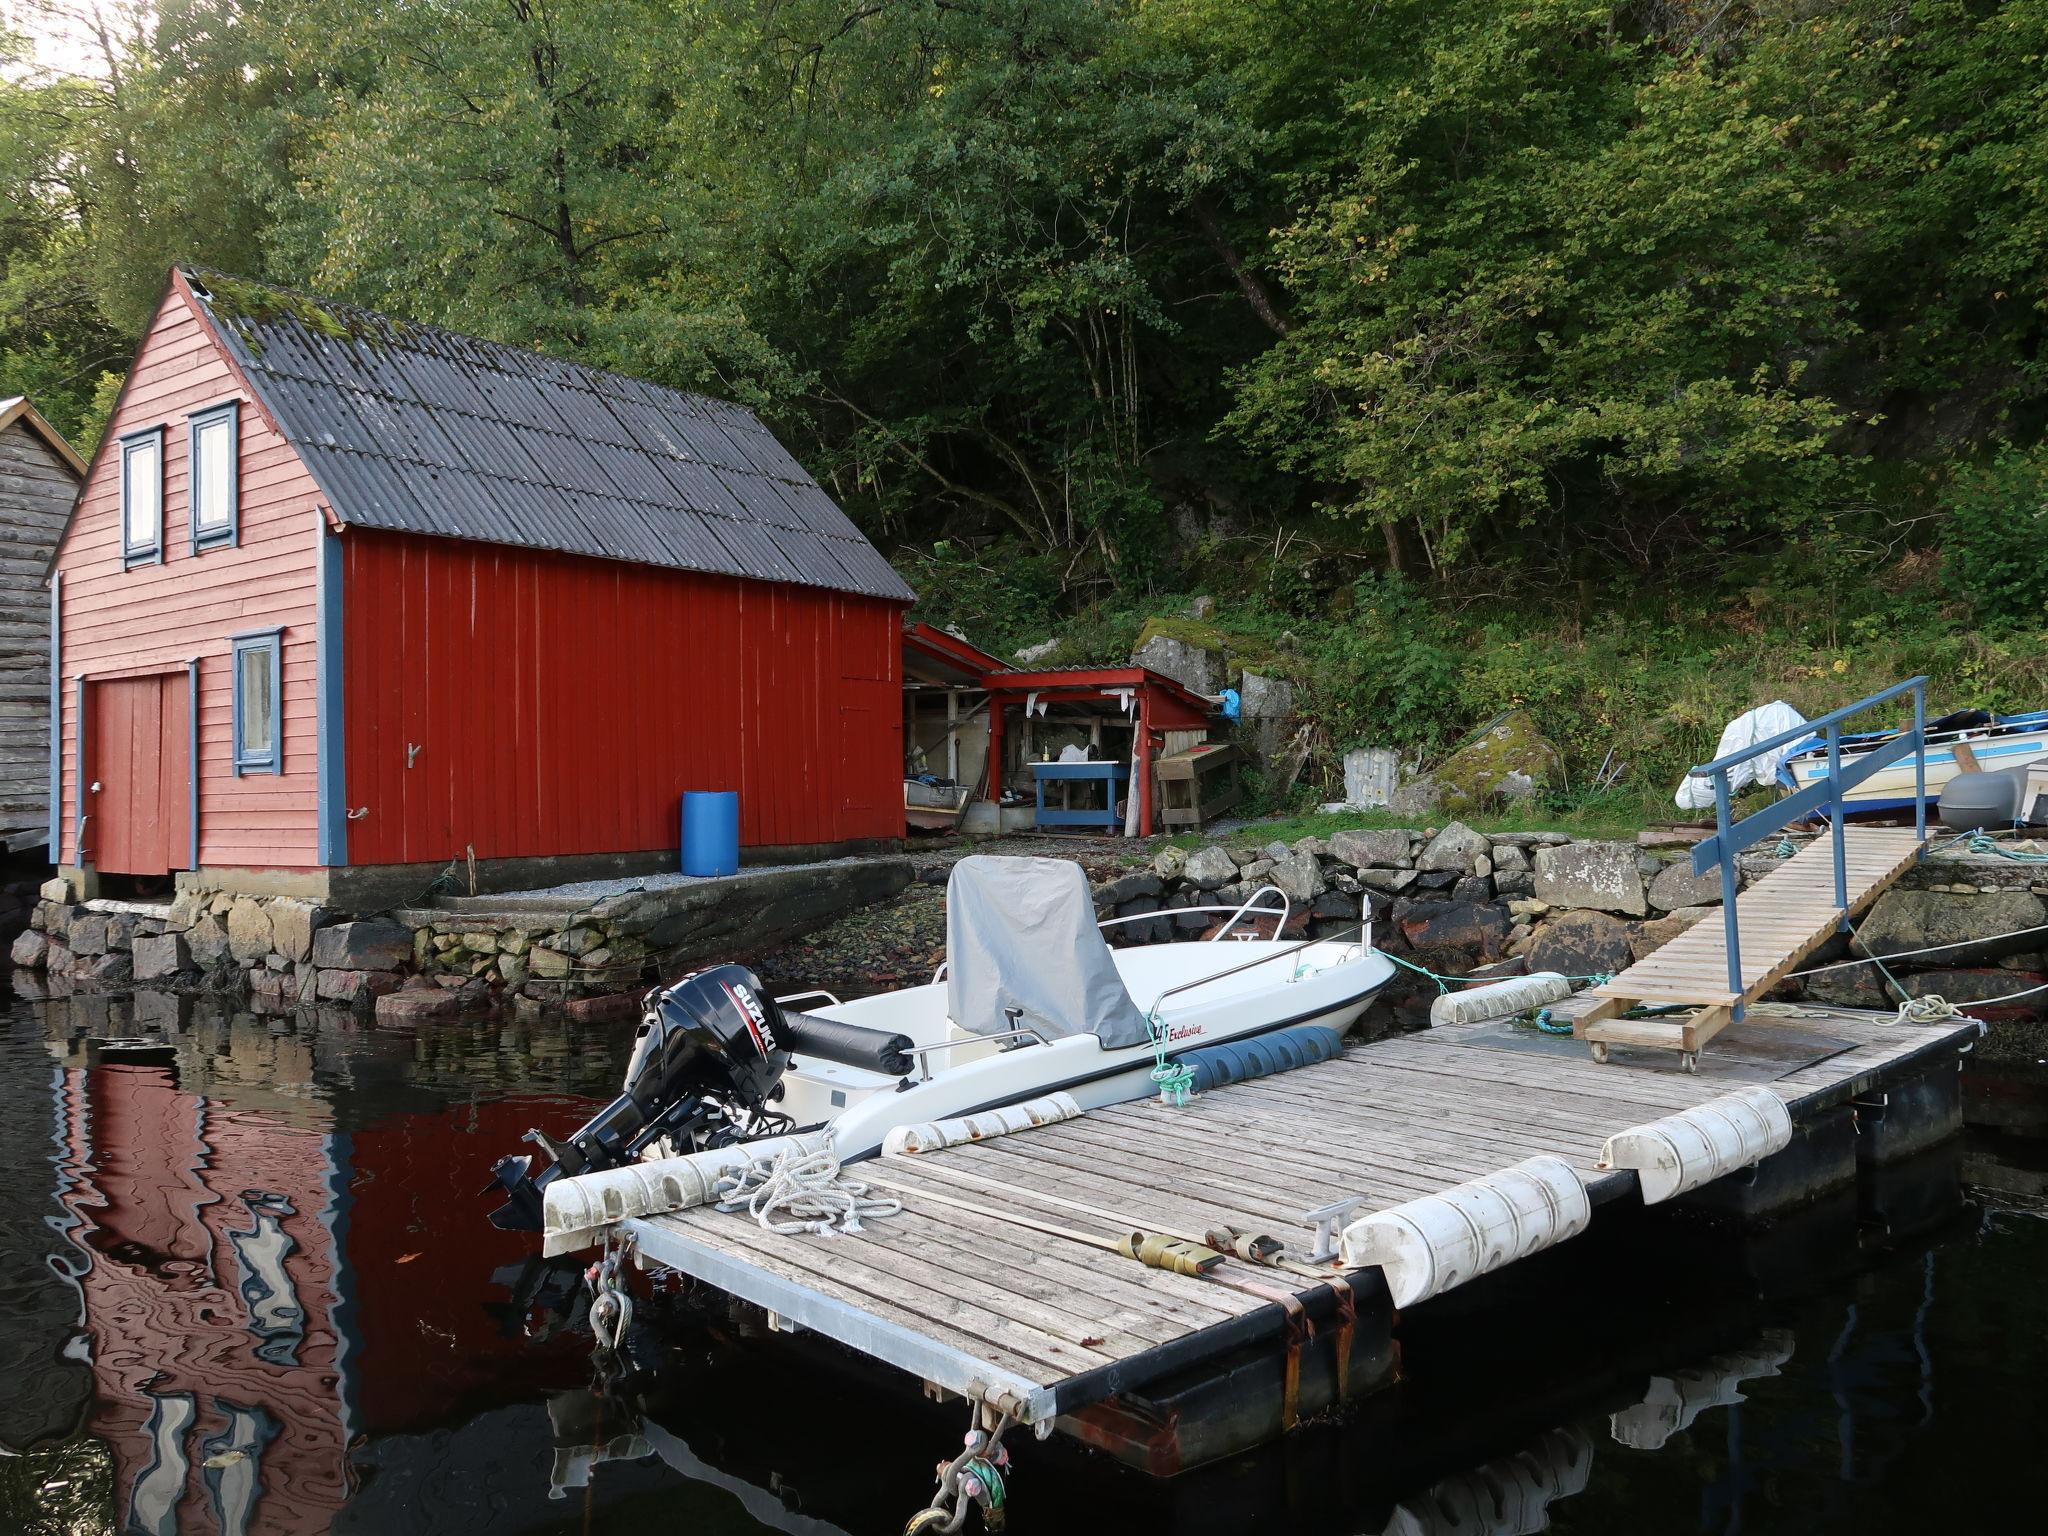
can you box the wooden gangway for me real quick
[1573,827,1926,1066]
[1570,676,1936,1068]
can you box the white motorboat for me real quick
[488,855,1392,1247]
[1778,708,2048,812]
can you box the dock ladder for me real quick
[1575,678,1933,1069]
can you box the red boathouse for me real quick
[46,268,914,903]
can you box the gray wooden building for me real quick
[0,398,85,855]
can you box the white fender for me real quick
[881,1092,1083,1156]
[1597,1087,1792,1205]
[1429,972,1573,1027]
[1339,1155,1590,1307]
[541,1131,826,1256]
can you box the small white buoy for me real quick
[1429,972,1573,1028]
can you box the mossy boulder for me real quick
[1130,616,1294,692]
[1432,709,1560,814]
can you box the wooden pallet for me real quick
[1573,827,1925,1067]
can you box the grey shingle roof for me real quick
[184,268,914,602]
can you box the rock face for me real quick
[1183,846,1238,889]
[1646,858,1724,912]
[226,900,275,965]
[266,900,324,963]
[1853,888,2047,966]
[311,919,414,971]
[316,968,403,1004]
[1399,901,1510,967]
[187,915,231,967]
[1533,841,1647,916]
[1151,844,1189,881]
[1327,828,1412,869]
[1237,672,1298,765]
[1131,631,1224,694]
[1526,909,1635,978]
[132,932,190,981]
[1430,709,1559,813]
[9,929,48,968]
[1417,822,1490,874]
[1269,849,1326,903]
[1388,776,1442,819]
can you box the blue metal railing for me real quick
[1684,677,1930,1014]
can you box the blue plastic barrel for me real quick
[680,791,740,877]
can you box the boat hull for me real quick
[1782,716,2048,810]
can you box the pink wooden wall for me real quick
[51,272,323,870]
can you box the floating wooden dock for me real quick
[1574,827,1925,1062]
[624,1006,1974,1437]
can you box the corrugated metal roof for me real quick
[183,268,915,602]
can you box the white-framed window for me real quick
[231,628,283,776]
[189,400,239,551]
[120,426,164,566]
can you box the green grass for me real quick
[1161,797,1670,851]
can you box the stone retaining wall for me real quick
[1096,824,2048,1031]
[8,859,913,1022]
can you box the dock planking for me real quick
[627,1007,1976,1425]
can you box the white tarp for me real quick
[945,856,1150,1048]
[1675,701,1811,811]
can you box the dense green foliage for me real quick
[8,0,2048,806]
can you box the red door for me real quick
[86,675,190,876]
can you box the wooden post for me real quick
[1136,699,1154,837]
[987,701,1004,801]
[946,690,960,782]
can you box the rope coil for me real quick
[715,1145,902,1236]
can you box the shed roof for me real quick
[0,396,87,478]
[180,268,914,602]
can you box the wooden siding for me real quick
[0,418,77,850]
[340,529,904,866]
[51,280,323,870]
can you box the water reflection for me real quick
[4,989,627,1534]
[1,986,2044,1535]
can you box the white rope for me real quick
[715,1144,902,1237]
[1890,994,1963,1026]
[1783,918,2048,977]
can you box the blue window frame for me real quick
[119,426,164,567]
[188,400,239,552]
[231,628,283,776]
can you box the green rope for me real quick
[1523,1007,1574,1036]
[961,1457,1005,1511]
[1146,1008,1194,1107]
[1961,829,2048,862]
[1774,837,1798,859]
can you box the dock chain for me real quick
[904,1402,1015,1534]
[585,1231,635,1356]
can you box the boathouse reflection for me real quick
[29,991,614,1535]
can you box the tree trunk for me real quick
[1190,195,1292,337]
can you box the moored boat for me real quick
[486,855,1392,1239]
[1779,708,2048,813]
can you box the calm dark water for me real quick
[2,986,2044,1536]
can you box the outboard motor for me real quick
[487,963,917,1230]
[487,964,794,1229]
